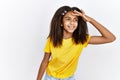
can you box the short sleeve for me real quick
[83,35,91,47]
[44,38,51,53]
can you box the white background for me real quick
[0,0,120,80]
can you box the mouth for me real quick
[68,26,74,29]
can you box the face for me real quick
[62,11,78,34]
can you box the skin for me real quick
[37,10,116,80]
[73,10,116,44]
[62,11,78,39]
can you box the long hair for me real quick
[48,6,89,47]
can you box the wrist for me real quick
[83,15,92,22]
[87,16,94,23]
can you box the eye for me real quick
[65,17,70,20]
[74,19,78,22]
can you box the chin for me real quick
[67,30,75,33]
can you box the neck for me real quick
[63,31,73,39]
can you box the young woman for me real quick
[37,6,116,80]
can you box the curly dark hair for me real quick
[48,5,89,47]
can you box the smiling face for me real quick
[62,11,78,37]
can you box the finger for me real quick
[73,10,83,16]
[73,10,80,14]
[80,9,85,15]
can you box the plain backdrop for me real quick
[0,0,120,80]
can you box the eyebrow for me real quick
[64,16,78,20]
[64,16,70,18]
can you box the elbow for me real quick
[109,35,116,42]
[41,60,49,67]
[41,60,49,68]
[113,36,116,41]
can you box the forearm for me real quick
[87,16,116,41]
[73,10,116,44]
[37,61,48,80]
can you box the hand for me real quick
[72,9,91,22]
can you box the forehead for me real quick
[64,11,77,18]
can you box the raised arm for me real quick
[73,10,116,44]
[87,16,116,44]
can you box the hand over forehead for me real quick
[72,10,85,17]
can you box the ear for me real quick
[61,24,63,27]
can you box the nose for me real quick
[70,20,74,25]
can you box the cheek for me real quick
[63,20,78,27]
[75,22,78,27]
[63,21,69,26]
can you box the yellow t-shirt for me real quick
[44,36,90,78]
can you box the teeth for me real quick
[68,26,74,29]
